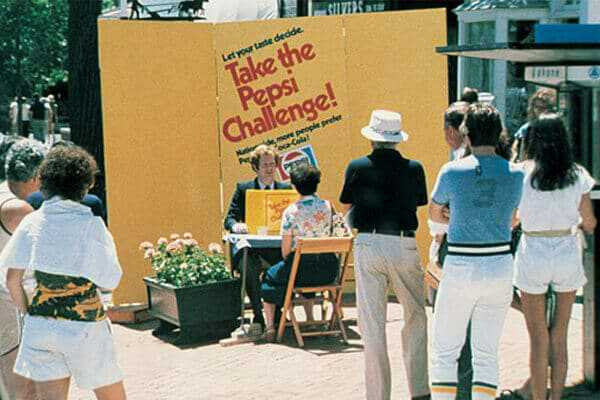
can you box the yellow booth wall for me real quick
[98,22,222,304]
[98,10,449,303]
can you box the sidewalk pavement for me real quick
[70,301,596,399]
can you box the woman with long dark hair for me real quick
[515,113,596,400]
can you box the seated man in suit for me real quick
[224,145,291,327]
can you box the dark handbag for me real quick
[438,234,448,267]
[511,224,522,255]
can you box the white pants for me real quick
[431,254,513,400]
[355,233,429,400]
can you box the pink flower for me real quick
[208,242,223,255]
[184,239,199,247]
[139,241,154,250]
[144,248,155,259]
[183,232,193,239]
[157,237,168,245]
[166,242,182,253]
[170,233,180,240]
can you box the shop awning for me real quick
[435,42,600,65]
[436,24,600,65]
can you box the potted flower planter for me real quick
[139,233,241,344]
[144,277,241,344]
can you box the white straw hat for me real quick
[361,110,409,143]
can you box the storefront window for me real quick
[463,22,495,93]
[505,20,536,135]
[280,0,298,18]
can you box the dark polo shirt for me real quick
[339,148,427,232]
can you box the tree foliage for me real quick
[0,0,69,101]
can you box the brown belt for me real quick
[523,229,572,238]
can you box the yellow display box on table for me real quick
[245,189,299,235]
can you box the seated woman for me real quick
[260,164,340,342]
[2,146,126,400]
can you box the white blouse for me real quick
[518,162,596,232]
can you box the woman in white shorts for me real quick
[515,113,596,400]
[1,146,127,400]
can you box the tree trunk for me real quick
[67,1,107,209]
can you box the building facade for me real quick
[454,0,594,135]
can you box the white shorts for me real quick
[514,235,586,294]
[14,315,123,390]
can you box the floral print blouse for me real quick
[280,195,332,249]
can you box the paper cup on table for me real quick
[257,226,269,236]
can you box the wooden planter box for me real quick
[143,277,241,344]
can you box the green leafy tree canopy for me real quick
[0,0,69,102]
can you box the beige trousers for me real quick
[355,233,430,400]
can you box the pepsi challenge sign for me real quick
[221,28,340,145]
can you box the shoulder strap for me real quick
[0,197,19,235]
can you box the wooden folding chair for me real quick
[276,236,354,347]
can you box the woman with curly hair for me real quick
[2,146,126,400]
[515,114,596,400]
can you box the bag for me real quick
[511,224,522,254]
[438,234,448,267]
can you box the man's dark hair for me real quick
[290,164,321,196]
[463,102,503,147]
[495,131,512,161]
[460,87,479,104]
[39,146,98,201]
[444,101,469,130]
[250,144,280,171]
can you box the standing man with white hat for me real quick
[339,110,430,400]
